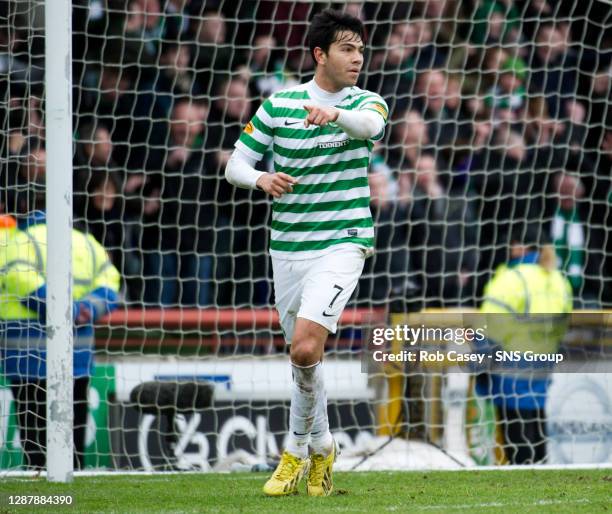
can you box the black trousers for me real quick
[10,377,90,470]
[496,405,547,464]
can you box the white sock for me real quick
[310,363,333,456]
[286,361,321,459]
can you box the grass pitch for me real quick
[0,469,610,513]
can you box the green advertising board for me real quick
[0,364,115,470]
[0,374,23,468]
[465,384,499,466]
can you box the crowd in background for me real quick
[0,0,610,309]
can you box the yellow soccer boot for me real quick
[263,451,310,496]
[307,441,337,497]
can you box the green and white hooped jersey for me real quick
[235,80,389,260]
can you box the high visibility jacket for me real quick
[476,259,573,410]
[1,218,120,379]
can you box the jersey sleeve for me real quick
[356,92,388,141]
[234,98,275,161]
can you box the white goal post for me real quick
[45,0,73,483]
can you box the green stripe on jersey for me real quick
[274,156,370,177]
[290,177,368,195]
[275,125,343,139]
[235,81,388,256]
[270,237,375,252]
[272,196,370,213]
[271,217,373,233]
[238,133,269,155]
[261,99,275,118]
[273,90,311,100]
[342,93,380,110]
[272,107,307,120]
[251,114,273,136]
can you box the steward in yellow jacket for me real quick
[0,212,120,469]
[476,226,572,464]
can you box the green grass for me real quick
[0,469,610,513]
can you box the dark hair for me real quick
[308,8,366,64]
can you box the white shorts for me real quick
[272,244,366,343]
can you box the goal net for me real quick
[0,0,610,473]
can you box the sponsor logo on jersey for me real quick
[244,121,254,134]
[318,140,349,149]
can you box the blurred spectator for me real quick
[470,0,520,46]
[550,173,585,298]
[153,40,199,116]
[74,122,115,218]
[247,35,299,99]
[485,56,527,123]
[189,8,244,93]
[82,172,125,265]
[0,98,33,215]
[470,125,534,293]
[205,75,269,306]
[85,64,134,168]
[7,136,47,218]
[369,143,399,202]
[424,0,463,61]
[463,115,494,173]
[524,95,554,145]
[389,109,431,171]
[163,0,190,41]
[411,155,478,306]
[404,19,447,70]
[415,69,472,169]
[367,20,445,114]
[142,98,209,306]
[366,29,415,114]
[124,0,164,66]
[0,27,44,101]
[550,100,595,174]
[477,46,508,95]
[74,123,115,182]
[9,96,46,141]
[415,70,449,137]
[74,120,155,302]
[254,1,313,78]
[516,0,554,41]
[529,22,579,119]
[585,65,611,155]
[73,122,142,276]
[358,171,412,305]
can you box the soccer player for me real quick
[225,8,388,496]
